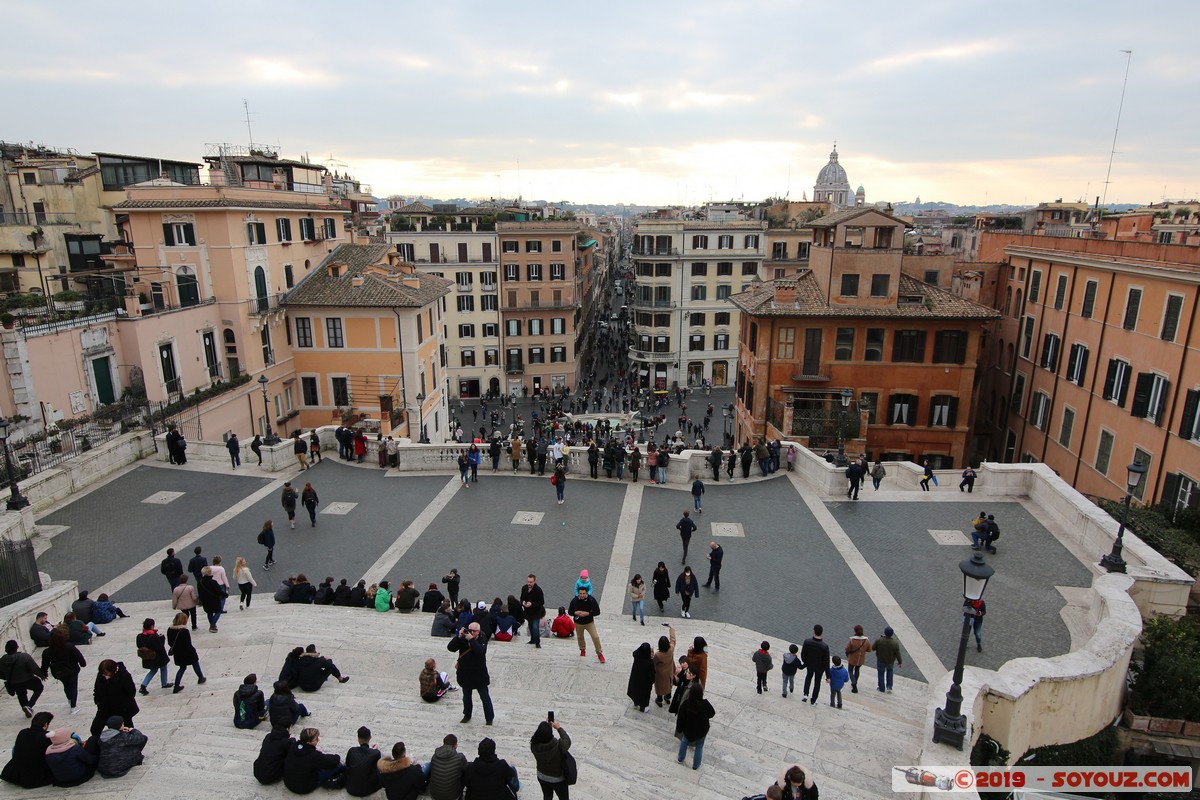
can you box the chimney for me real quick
[351,276,365,287]
[773,279,797,305]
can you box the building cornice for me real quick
[1005,245,1200,284]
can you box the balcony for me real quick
[633,247,679,257]
[790,364,830,382]
[481,284,497,293]
[628,348,675,364]
[0,211,77,226]
[505,362,524,374]
[249,293,285,315]
[631,299,675,309]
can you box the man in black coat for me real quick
[800,624,831,705]
[846,459,866,500]
[296,645,350,692]
[343,726,381,797]
[446,621,493,724]
[253,723,295,785]
[676,511,697,564]
[284,727,345,794]
[519,574,546,649]
[187,546,207,587]
[160,548,183,592]
[463,737,516,800]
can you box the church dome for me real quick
[816,149,849,187]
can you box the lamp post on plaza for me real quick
[1100,461,1148,574]
[258,375,280,445]
[834,387,853,467]
[415,392,429,443]
[722,403,734,448]
[932,552,995,749]
[0,420,30,511]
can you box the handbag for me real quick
[561,750,578,786]
[550,474,557,486]
[137,645,155,661]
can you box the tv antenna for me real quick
[243,99,255,145]
[1100,50,1132,211]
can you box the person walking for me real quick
[919,459,934,491]
[568,587,604,663]
[786,445,797,471]
[691,478,705,513]
[800,625,830,705]
[457,450,470,487]
[726,448,736,481]
[965,598,986,653]
[166,612,205,693]
[159,548,183,593]
[301,483,319,527]
[652,562,671,613]
[171,575,199,630]
[226,432,242,469]
[846,458,865,500]
[843,625,871,694]
[293,434,309,471]
[445,621,494,725]
[250,434,263,466]
[187,546,207,587]
[552,463,566,505]
[0,640,44,718]
[198,567,224,633]
[627,643,655,712]
[234,557,256,610]
[703,542,723,591]
[520,575,545,649]
[258,520,276,571]
[529,718,572,800]
[281,482,299,529]
[135,620,169,696]
[675,510,697,563]
[673,683,715,770]
[674,566,698,619]
[309,430,322,463]
[39,629,86,715]
[870,460,886,491]
[873,627,903,693]
[628,574,646,625]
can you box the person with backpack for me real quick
[233,673,267,729]
[281,482,299,529]
[258,520,276,570]
[984,515,1000,554]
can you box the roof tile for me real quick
[282,244,452,308]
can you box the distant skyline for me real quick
[3,2,1198,207]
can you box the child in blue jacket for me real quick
[827,655,849,709]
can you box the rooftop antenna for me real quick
[243,99,255,145]
[1100,50,1133,211]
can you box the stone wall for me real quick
[0,579,78,654]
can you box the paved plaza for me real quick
[10,454,1102,798]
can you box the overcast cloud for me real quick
[3,0,1196,206]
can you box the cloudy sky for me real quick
[4,1,1197,207]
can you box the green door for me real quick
[92,356,115,405]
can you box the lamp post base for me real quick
[932,707,967,749]
[1100,551,1127,573]
[6,495,30,511]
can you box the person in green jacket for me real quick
[375,581,393,612]
[873,627,903,693]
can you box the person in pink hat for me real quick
[574,570,593,596]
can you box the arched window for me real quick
[176,266,199,307]
[223,328,240,379]
[1003,286,1012,316]
[1014,289,1023,317]
[253,266,268,312]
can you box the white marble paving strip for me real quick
[791,474,946,683]
[358,476,461,584]
[95,478,288,599]
[598,482,644,608]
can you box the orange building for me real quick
[731,208,1000,467]
[283,244,451,440]
[975,232,1200,510]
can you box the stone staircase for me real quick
[3,601,929,799]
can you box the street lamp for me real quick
[932,551,995,749]
[834,387,853,467]
[258,375,280,445]
[415,392,429,443]
[0,420,30,511]
[1100,461,1148,574]
[722,403,733,448]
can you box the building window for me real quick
[551,346,566,363]
[455,295,473,313]
[776,327,795,359]
[299,218,316,240]
[506,319,521,337]
[458,324,475,338]
[325,318,344,348]
[1030,391,1050,430]
[655,263,671,277]
[551,318,565,335]
[504,264,519,281]
[1095,429,1114,476]
[711,262,730,277]
[481,271,497,290]
[1102,358,1131,406]
[1181,389,1200,440]
[772,242,787,259]
[1161,294,1184,342]
[689,313,706,326]
[864,328,884,362]
[1012,372,1026,412]
[744,234,759,249]
[1081,280,1098,318]
[715,312,730,326]
[1021,316,1035,359]
[324,218,337,239]
[245,222,267,245]
[741,262,757,276]
[860,392,878,424]
[1131,449,1152,501]
[525,241,542,253]
[690,334,706,351]
[1053,274,1068,310]
[295,317,313,348]
[417,314,424,342]
[483,323,498,338]
[1066,343,1089,385]
[932,331,967,364]
[889,394,917,426]
[506,348,522,371]
[718,235,733,250]
[797,243,810,260]
[654,313,671,327]
[1123,288,1141,330]
[527,264,542,281]
[550,263,565,280]
[528,347,544,364]
[551,240,562,252]
[835,328,854,360]
[301,376,319,405]
[870,274,889,297]
[502,241,519,253]
[461,349,476,367]
[691,263,708,277]
[485,348,499,366]
[892,330,926,362]
[691,285,707,301]
[529,319,544,336]
[715,285,731,300]
[276,218,292,242]
[1131,373,1170,425]
[714,333,729,350]
[331,377,349,407]
[653,336,670,353]
[1029,270,1042,304]
[929,396,958,427]
[163,222,196,246]
[481,294,498,311]
[456,272,472,291]
[1059,407,1075,448]
[1039,333,1061,373]
[692,235,709,249]
[840,274,859,297]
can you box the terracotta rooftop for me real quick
[729,271,1002,320]
[809,207,910,228]
[111,198,347,212]
[283,243,452,308]
[395,201,434,214]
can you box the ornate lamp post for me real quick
[932,552,995,749]
[0,420,30,511]
[258,375,280,445]
[415,392,429,443]
[1100,461,1148,574]
[834,387,853,467]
